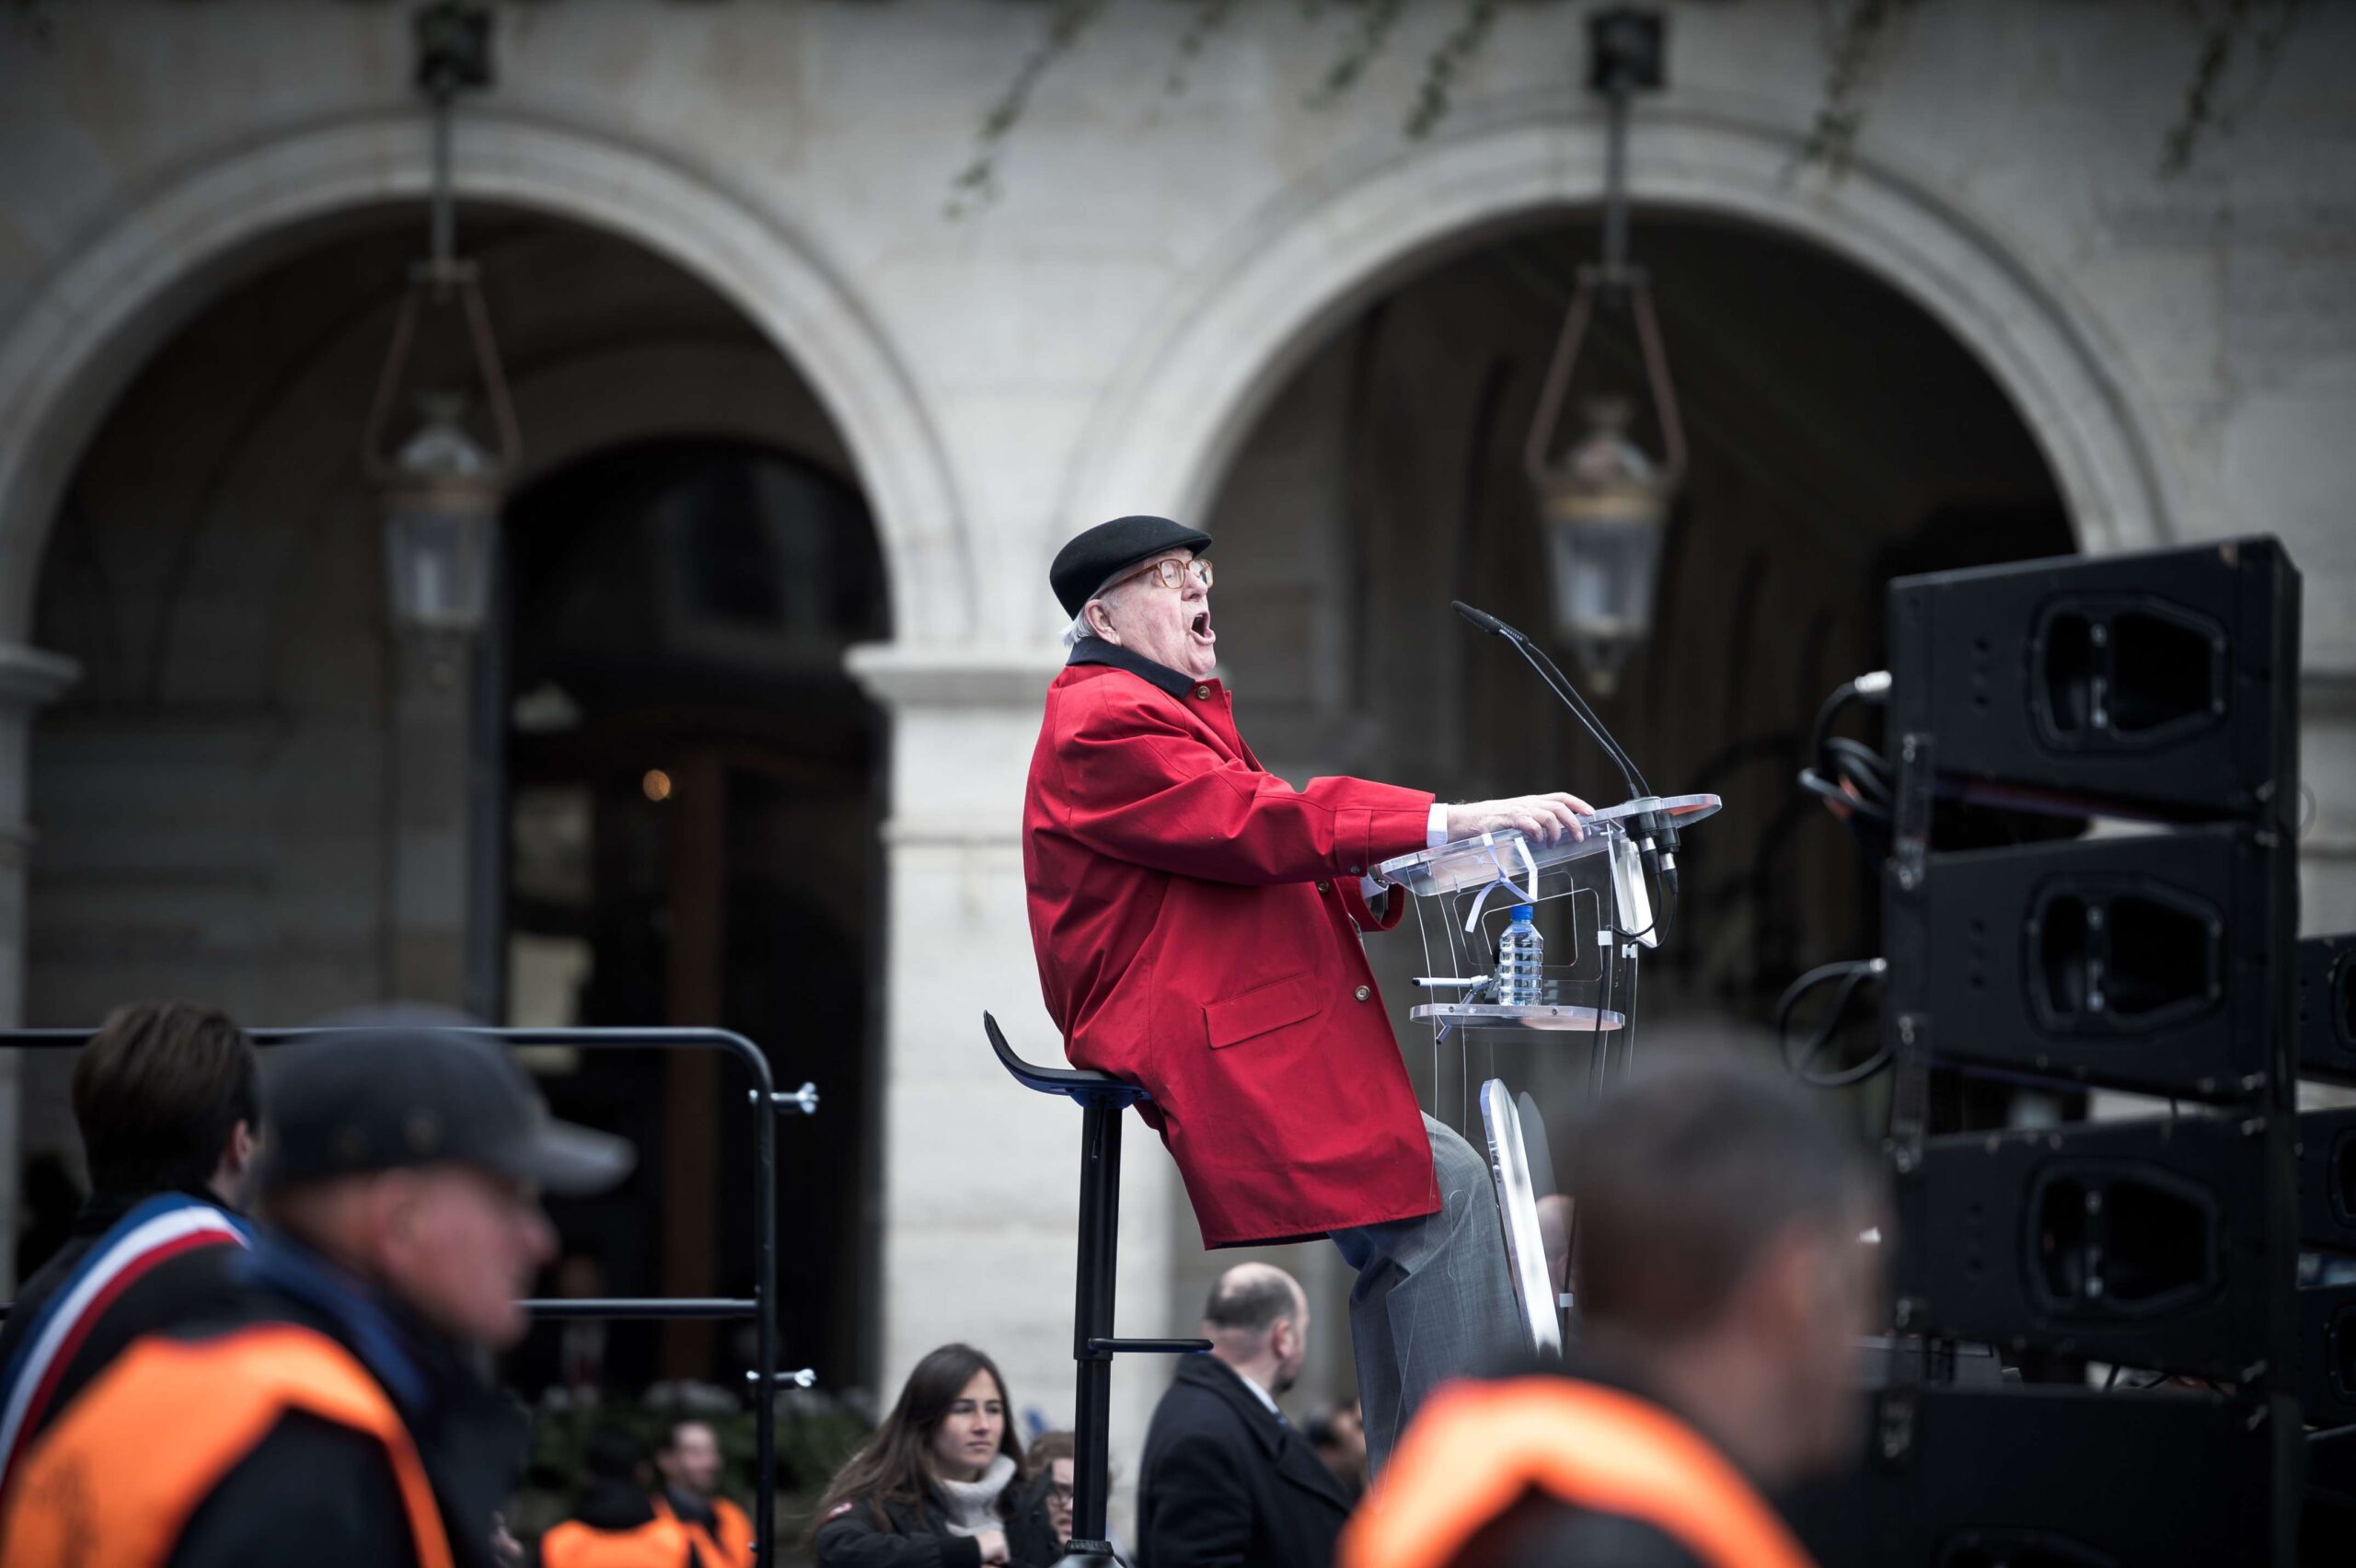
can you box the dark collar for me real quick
[1066,636,1195,700]
[75,1184,233,1236]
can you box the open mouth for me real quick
[1190,611,1215,643]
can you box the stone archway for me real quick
[0,108,967,645]
[1059,102,2177,628]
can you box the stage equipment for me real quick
[1520,7,1683,694]
[1892,1110,2284,1380]
[1862,537,2303,1565]
[2300,1282,2356,1428]
[984,1014,1211,1568]
[2301,1106,2356,1253]
[1479,1081,1561,1355]
[1881,824,2287,1101]
[1854,1385,2292,1566]
[1885,536,2300,824]
[2298,933,2356,1085]
[362,0,519,640]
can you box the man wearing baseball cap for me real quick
[0,1020,634,1568]
[1025,516,1592,1470]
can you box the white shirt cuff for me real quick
[1427,803,1449,847]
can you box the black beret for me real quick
[1051,515,1214,618]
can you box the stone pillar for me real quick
[847,641,1176,1521]
[0,642,79,1292]
[2303,674,2356,939]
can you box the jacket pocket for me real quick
[1204,969,1322,1049]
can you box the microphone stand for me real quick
[1450,601,1682,910]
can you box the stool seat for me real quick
[986,1012,1152,1108]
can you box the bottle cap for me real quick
[1509,902,1535,922]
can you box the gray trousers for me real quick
[1331,1113,1526,1473]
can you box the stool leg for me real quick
[1064,1100,1122,1563]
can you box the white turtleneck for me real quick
[935,1451,1017,1537]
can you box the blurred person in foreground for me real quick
[1137,1262,1352,1568]
[1341,1050,1885,1568]
[653,1417,754,1568]
[1025,516,1593,1470]
[0,1003,261,1492]
[0,1022,632,1568]
[809,1343,1036,1567]
[1009,1430,1074,1563]
[541,1426,696,1568]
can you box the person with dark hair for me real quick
[653,1417,754,1568]
[809,1343,1036,1567]
[1304,1401,1367,1503]
[541,1427,697,1568]
[0,1002,261,1492]
[1341,1050,1887,1568]
[0,1020,634,1568]
[1137,1262,1352,1568]
[1008,1430,1074,1563]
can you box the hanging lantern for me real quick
[361,0,514,641]
[1522,7,1680,697]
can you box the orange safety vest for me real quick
[655,1493,756,1568]
[0,1322,454,1568]
[542,1512,699,1568]
[1338,1378,1817,1568]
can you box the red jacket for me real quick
[1023,643,1440,1246]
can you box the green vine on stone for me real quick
[2158,0,2306,178]
[1303,0,1409,110]
[1406,0,1502,140]
[1794,0,1921,177]
[946,0,1111,218]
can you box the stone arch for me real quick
[1060,101,2177,631]
[0,109,967,642]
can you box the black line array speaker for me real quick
[1887,536,2300,825]
[1894,1111,2288,1379]
[1883,824,2285,1101]
[2301,1107,2356,1253]
[1859,1385,2292,1565]
[2299,934,2356,1086]
[2302,1283,2356,1428]
[1872,537,2303,1565]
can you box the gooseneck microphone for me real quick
[1449,600,1681,905]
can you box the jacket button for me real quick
[1346,865,1362,876]
[1354,985,1371,1002]
[1195,686,1212,699]
[1314,880,1331,894]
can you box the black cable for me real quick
[1773,957,1889,1087]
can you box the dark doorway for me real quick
[498,438,886,1394]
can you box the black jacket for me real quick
[160,1233,532,1568]
[813,1491,1042,1568]
[1136,1357,1353,1568]
[0,1188,247,1454]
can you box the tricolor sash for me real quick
[0,1191,249,1492]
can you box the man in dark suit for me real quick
[1138,1263,1353,1568]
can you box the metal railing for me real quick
[0,1025,814,1559]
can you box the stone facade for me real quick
[2,0,2351,1513]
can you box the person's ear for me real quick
[1085,597,1119,642]
[225,1118,256,1176]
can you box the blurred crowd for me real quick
[0,1003,1874,1567]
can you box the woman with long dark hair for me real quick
[809,1343,1034,1567]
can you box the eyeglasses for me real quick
[1120,556,1212,592]
[1046,1483,1075,1503]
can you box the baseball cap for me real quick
[260,1019,633,1196]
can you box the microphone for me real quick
[1449,600,1680,906]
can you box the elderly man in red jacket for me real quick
[1023,515,1591,1470]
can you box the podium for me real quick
[1372,794,1719,1351]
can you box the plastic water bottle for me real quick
[1496,903,1544,1006]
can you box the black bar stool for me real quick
[986,1012,1210,1566]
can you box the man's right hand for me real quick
[1445,793,1593,847]
[974,1528,1011,1564]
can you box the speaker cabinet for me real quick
[1895,1112,2292,1378]
[1857,1386,2292,1567]
[2302,1283,2356,1428]
[1884,824,2288,1101]
[2301,1108,2356,1253]
[1887,536,2299,825]
[2299,935,2356,1086]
